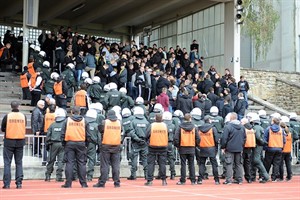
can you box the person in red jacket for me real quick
[156,87,169,111]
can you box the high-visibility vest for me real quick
[268,129,283,148]
[199,128,215,148]
[30,73,37,88]
[180,128,196,147]
[75,90,87,107]
[6,112,26,139]
[244,129,256,148]
[283,133,292,153]
[20,73,29,88]
[44,113,56,132]
[149,122,168,147]
[102,120,121,145]
[28,62,35,76]
[54,81,63,95]
[65,118,85,142]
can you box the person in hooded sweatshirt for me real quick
[61,106,89,188]
[177,89,193,115]
[197,116,220,185]
[174,113,200,185]
[241,118,256,183]
[156,87,170,112]
[264,116,286,182]
[234,93,247,120]
[221,112,246,185]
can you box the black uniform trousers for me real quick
[264,151,282,181]
[99,150,120,186]
[147,150,167,181]
[179,154,196,183]
[64,142,87,187]
[279,152,292,180]
[243,149,253,181]
[3,145,24,186]
[31,90,41,106]
[199,156,219,181]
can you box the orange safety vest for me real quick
[244,129,256,148]
[65,118,85,142]
[268,129,283,148]
[199,128,215,148]
[30,73,37,88]
[102,120,121,145]
[149,122,168,147]
[28,62,35,76]
[283,133,292,153]
[44,113,56,132]
[74,90,87,107]
[54,81,63,95]
[180,128,196,147]
[20,73,29,88]
[6,112,26,139]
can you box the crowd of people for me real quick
[1,27,300,189]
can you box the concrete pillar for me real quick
[22,0,30,70]
[121,35,130,45]
[224,0,241,81]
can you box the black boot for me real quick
[45,174,50,182]
[162,179,167,186]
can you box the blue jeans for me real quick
[241,91,248,108]
[76,69,83,83]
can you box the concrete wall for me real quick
[241,68,300,113]
[241,0,300,72]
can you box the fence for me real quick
[0,134,299,167]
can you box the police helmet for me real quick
[250,113,260,122]
[39,51,46,57]
[34,45,41,52]
[90,102,103,112]
[289,112,297,119]
[109,82,118,90]
[84,78,93,85]
[281,116,290,123]
[163,111,172,121]
[240,118,249,125]
[92,76,100,83]
[112,106,122,114]
[30,44,35,49]
[135,97,144,105]
[67,63,75,69]
[81,71,89,79]
[190,108,202,117]
[121,108,131,117]
[51,72,59,80]
[119,87,127,94]
[174,110,184,118]
[246,112,256,121]
[43,61,50,68]
[258,110,267,117]
[55,108,66,118]
[133,106,144,115]
[271,112,281,119]
[153,103,163,113]
[225,113,231,124]
[103,84,110,92]
[210,106,219,115]
[85,109,97,119]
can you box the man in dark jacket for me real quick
[1,101,27,189]
[238,76,250,105]
[174,114,200,185]
[221,112,246,184]
[227,78,238,106]
[61,106,89,188]
[264,117,286,182]
[207,88,219,106]
[222,97,233,119]
[234,93,247,120]
[31,100,45,157]
[197,116,220,185]
[177,90,193,114]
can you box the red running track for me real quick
[1,176,300,200]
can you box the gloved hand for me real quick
[138,140,146,145]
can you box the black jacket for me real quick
[177,94,193,114]
[31,107,44,134]
[221,120,246,153]
[234,98,247,116]
[207,92,219,106]
[174,121,200,154]
[222,103,233,119]
[228,83,238,101]
[1,109,27,147]
[198,123,218,157]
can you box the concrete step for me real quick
[248,100,254,105]
[248,105,265,110]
